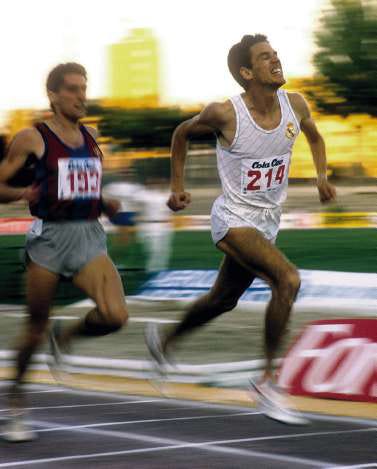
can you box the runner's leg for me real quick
[12,261,59,390]
[217,227,301,379]
[162,254,255,353]
[59,254,128,344]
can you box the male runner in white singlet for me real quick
[146,34,336,424]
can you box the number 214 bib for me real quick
[241,153,290,195]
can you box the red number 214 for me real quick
[246,164,286,191]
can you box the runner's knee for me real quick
[100,303,128,331]
[81,304,128,337]
[81,315,125,336]
[278,267,301,299]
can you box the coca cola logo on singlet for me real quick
[251,158,284,169]
[241,153,290,194]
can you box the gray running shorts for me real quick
[25,219,107,278]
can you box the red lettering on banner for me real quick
[278,319,377,403]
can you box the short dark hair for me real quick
[46,62,87,93]
[227,34,268,89]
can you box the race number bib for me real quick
[58,158,102,200]
[241,153,290,195]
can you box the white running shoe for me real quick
[145,322,171,373]
[250,378,309,425]
[48,319,70,384]
[145,322,175,396]
[2,413,37,443]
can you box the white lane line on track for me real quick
[1,383,374,428]
[325,464,377,469]
[1,383,375,430]
[23,411,260,433]
[58,386,377,426]
[0,384,259,415]
[0,398,162,413]
[26,420,377,441]
[305,413,377,428]
[59,386,257,412]
[0,384,242,414]
[0,445,330,468]
[0,419,335,468]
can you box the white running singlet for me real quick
[211,89,300,244]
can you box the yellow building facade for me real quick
[107,28,160,108]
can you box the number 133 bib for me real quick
[58,158,102,200]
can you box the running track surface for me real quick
[0,383,376,469]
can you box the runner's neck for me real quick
[243,86,280,115]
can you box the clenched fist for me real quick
[317,179,336,204]
[167,191,191,212]
[21,184,40,204]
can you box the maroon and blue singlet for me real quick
[31,123,103,221]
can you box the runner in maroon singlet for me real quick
[0,63,128,442]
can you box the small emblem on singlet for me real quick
[285,122,296,139]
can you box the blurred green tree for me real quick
[312,0,377,116]
[86,107,214,149]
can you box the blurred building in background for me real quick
[106,28,160,108]
[3,0,377,180]
[7,110,37,138]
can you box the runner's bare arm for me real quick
[290,93,336,203]
[168,102,228,211]
[0,128,43,203]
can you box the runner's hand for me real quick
[102,198,121,219]
[21,184,40,204]
[167,191,191,212]
[317,178,336,203]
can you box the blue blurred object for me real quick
[110,211,137,226]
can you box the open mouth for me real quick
[271,68,283,76]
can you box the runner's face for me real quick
[249,42,285,88]
[54,73,87,120]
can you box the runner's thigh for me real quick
[208,254,256,302]
[72,254,126,316]
[26,260,60,323]
[217,227,297,286]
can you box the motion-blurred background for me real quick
[0,0,376,372]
